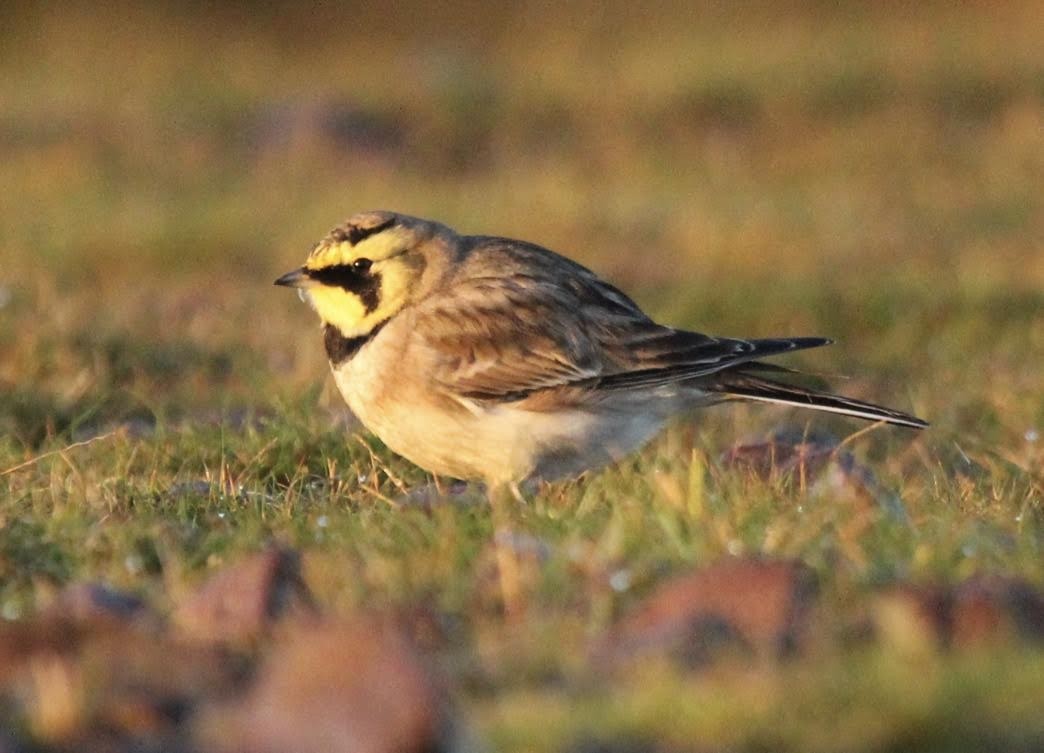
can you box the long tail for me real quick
[709,373,928,429]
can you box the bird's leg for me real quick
[508,480,528,505]
[488,481,525,620]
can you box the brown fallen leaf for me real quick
[870,576,1044,651]
[197,617,462,753]
[951,575,1044,648]
[601,558,819,667]
[0,617,92,686]
[173,547,317,644]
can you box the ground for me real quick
[0,2,1041,751]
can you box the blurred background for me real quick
[2,0,1042,445]
[1,4,1042,750]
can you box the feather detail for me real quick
[708,374,928,429]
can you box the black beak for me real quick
[274,267,310,288]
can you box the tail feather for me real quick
[711,374,928,429]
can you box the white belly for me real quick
[332,346,668,485]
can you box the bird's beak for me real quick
[274,267,312,288]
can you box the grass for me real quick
[1,2,1042,750]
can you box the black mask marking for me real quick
[306,265,381,314]
[323,321,387,366]
[330,217,397,246]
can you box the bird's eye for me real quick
[352,258,372,273]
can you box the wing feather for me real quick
[411,244,830,405]
[416,273,606,400]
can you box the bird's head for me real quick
[275,211,450,337]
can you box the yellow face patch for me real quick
[305,223,414,270]
[302,285,372,337]
[301,226,425,338]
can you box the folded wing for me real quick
[413,261,830,404]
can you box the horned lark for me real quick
[276,211,926,495]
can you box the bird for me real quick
[275,210,926,500]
